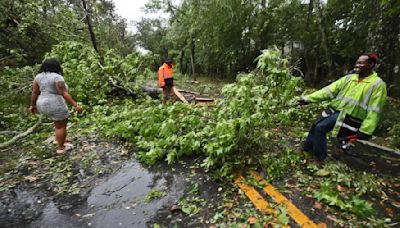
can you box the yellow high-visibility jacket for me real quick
[303,72,387,135]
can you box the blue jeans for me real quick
[303,112,339,161]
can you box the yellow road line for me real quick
[234,175,276,215]
[250,171,319,228]
[234,175,291,228]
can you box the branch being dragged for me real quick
[0,116,42,149]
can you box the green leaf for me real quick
[277,206,289,225]
[315,169,330,177]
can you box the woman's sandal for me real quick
[56,144,73,155]
[53,139,72,145]
[64,142,74,149]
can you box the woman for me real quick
[29,59,82,154]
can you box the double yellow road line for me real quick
[234,171,320,228]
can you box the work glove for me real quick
[297,98,310,106]
[356,132,371,140]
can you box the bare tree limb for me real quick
[0,131,20,136]
[358,140,400,156]
[81,0,99,54]
[0,116,42,149]
[109,78,137,99]
[0,55,15,63]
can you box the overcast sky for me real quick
[113,0,322,31]
[113,0,180,33]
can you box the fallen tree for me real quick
[140,85,162,99]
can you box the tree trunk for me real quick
[179,49,185,74]
[303,0,315,85]
[313,57,319,87]
[261,0,266,7]
[316,0,331,71]
[190,36,196,80]
[308,0,314,20]
[81,0,99,54]
[162,47,168,63]
[140,85,162,99]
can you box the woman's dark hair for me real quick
[39,58,63,75]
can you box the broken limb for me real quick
[0,131,20,136]
[172,87,189,103]
[0,116,42,149]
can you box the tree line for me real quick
[138,0,400,97]
[1,0,399,97]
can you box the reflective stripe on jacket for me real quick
[303,71,387,135]
[158,63,173,88]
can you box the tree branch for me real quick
[0,131,20,136]
[0,116,42,149]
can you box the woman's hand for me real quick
[75,105,83,114]
[29,105,37,114]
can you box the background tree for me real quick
[0,0,133,66]
[1,0,399,97]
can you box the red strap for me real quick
[346,135,358,143]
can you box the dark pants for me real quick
[303,112,339,161]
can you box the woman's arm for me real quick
[55,81,82,113]
[29,80,40,114]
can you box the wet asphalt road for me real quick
[1,154,222,228]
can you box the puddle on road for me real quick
[31,161,191,227]
[1,135,221,228]
[30,201,86,228]
[73,161,187,228]
[0,185,48,227]
[4,159,196,228]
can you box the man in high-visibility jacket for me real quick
[298,53,387,161]
[158,58,176,104]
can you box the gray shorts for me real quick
[37,95,69,121]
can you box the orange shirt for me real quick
[158,63,173,87]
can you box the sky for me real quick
[112,0,323,30]
[113,0,179,33]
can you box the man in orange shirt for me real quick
[158,58,176,104]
